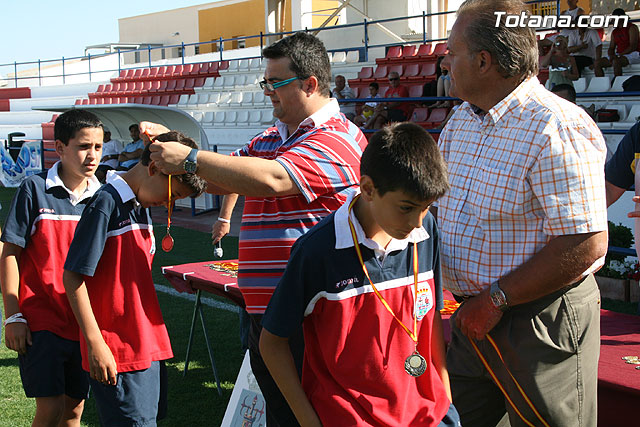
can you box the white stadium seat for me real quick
[573,77,587,94]
[610,76,630,93]
[585,76,611,93]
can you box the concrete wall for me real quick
[199,0,265,53]
[118,2,222,64]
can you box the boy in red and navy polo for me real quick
[260,123,460,426]
[1,110,103,426]
[63,132,207,426]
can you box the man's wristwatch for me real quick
[489,280,509,312]
[184,148,198,173]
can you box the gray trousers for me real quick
[447,275,600,427]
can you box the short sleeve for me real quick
[262,239,309,338]
[605,123,640,190]
[64,194,113,277]
[1,182,35,248]
[530,121,608,235]
[275,130,361,203]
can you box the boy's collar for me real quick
[334,189,429,253]
[105,170,138,205]
[45,161,101,204]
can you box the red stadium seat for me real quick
[411,107,430,124]
[219,60,229,70]
[168,94,180,104]
[373,65,389,79]
[140,68,150,79]
[425,107,448,128]
[133,96,144,104]
[402,63,420,79]
[132,69,143,80]
[151,95,161,105]
[159,95,170,105]
[173,65,184,76]
[409,62,437,81]
[183,78,195,89]
[376,45,402,64]
[408,84,423,98]
[401,45,417,60]
[174,79,186,92]
[194,77,206,87]
[432,42,447,57]
[416,44,434,58]
[148,67,159,78]
[163,80,175,92]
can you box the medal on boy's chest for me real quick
[347,195,426,377]
[162,174,174,252]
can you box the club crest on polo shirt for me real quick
[415,283,433,321]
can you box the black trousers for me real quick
[248,314,304,427]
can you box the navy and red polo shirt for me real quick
[232,99,367,314]
[1,162,101,341]
[263,191,450,426]
[64,172,172,373]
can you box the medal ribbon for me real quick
[167,174,173,230]
[347,195,419,343]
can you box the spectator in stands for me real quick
[353,82,380,128]
[1,110,103,427]
[594,8,640,77]
[332,75,356,121]
[430,56,451,109]
[369,71,411,128]
[540,35,579,88]
[145,31,367,426]
[96,126,123,182]
[117,124,144,170]
[439,1,606,426]
[562,0,584,22]
[567,25,603,77]
[550,82,577,103]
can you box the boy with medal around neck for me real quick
[62,131,206,426]
[260,122,460,427]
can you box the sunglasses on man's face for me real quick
[389,77,399,82]
[259,76,299,92]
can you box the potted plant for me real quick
[595,221,638,301]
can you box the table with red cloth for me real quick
[163,261,640,423]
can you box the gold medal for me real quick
[625,360,640,365]
[622,356,639,361]
[348,195,425,377]
[163,174,174,252]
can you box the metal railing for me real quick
[0,0,561,87]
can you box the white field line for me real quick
[155,283,238,313]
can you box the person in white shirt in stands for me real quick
[332,75,356,121]
[568,25,603,77]
[95,126,123,182]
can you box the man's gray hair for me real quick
[457,0,538,79]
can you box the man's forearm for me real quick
[500,231,607,306]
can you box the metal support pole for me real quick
[13,62,17,87]
[260,31,263,58]
[38,60,41,87]
[219,37,223,61]
[62,57,65,85]
[117,49,121,75]
[88,54,91,82]
[363,19,369,62]
[422,11,427,44]
[148,45,152,68]
[181,42,185,65]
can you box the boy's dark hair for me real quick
[141,131,207,198]
[262,32,332,97]
[550,83,577,103]
[369,82,379,90]
[54,109,103,145]
[361,122,449,201]
[129,124,139,132]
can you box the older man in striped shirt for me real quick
[438,1,607,426]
